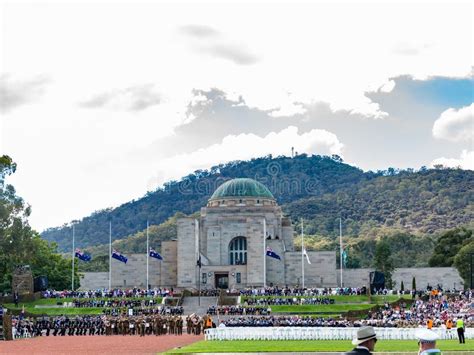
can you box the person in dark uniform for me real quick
[345,326,377,355]
[13,292,19,307]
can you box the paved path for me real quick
[182,296,217,315]
[0,334,203,354]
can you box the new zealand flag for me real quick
[266,247,281,260]
[112,250,128,264]
[75,248,91,262]
[149,248,163,260]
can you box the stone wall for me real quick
[80,272,109,290]
[266,239,286,286]
[111,253,161,288]
[79,252,163,290]
[177,218,198,287]
[161,241,177,287]
[336,267,464,289]
[285,251,337,287]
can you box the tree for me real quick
[412,276,416,291]
[400,280,405,292]
[453,240,474,289]
[374,238,394,288]
[429,228,473,267]
[0,155,79,292]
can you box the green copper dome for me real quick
[210,178,274,200]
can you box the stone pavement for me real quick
[182,296,217,315]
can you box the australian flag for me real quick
[75,248,91,262]
[149,248,163,260]
[112,249,128,264]
[266,247,281,260]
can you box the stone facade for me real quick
[175,179,338,289]
[336,267,464,290]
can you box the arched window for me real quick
[229,236,247,265]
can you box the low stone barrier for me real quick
[205,327,473,341]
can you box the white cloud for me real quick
[79,84,162,111]
[150,126,343,184]
[431,150,474,170]
[0,74,50,113]
[432,104,474,142]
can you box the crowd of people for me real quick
[244,296,335,306]
[41,288,175,299]
[207,305,271,315]
[5,285,473,342]
[70,298,161,308]
[364,294,473,328]
[239,286,369,297]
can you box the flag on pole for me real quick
[303,248,311,264]
[266,247,281,260]
[342,249,348,267]
[149,248,163,260]
[112,249,128,264]
[75,248,91,262]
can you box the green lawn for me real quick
[167,339,473,353]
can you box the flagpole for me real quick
[301,219,304,289]
[263,218,266,288]
[109,221,112,290]
[72,224,75,291]
[146,220,149,290]
[339,217,343,288]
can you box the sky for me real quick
[0,0,473,232]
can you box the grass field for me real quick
[167,339,473,353]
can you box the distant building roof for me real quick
[209,178,274,200]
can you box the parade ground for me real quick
[0,334,203,355]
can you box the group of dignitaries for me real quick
[12,313,211,338]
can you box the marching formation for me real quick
[12,314,200,338]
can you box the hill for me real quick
[285,168,473,236]
[42,154,369,251]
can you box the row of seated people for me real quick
[364,295,473,328]
[71,299,161,308]
[243,297,335,306]
[41,287,174,299]
[207,305,271,315]
[239,286,368,297]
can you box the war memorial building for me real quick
[176,178,337,289]
[81,178,337,290]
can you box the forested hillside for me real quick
[42,155,369,251]
[285,168,473,236]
